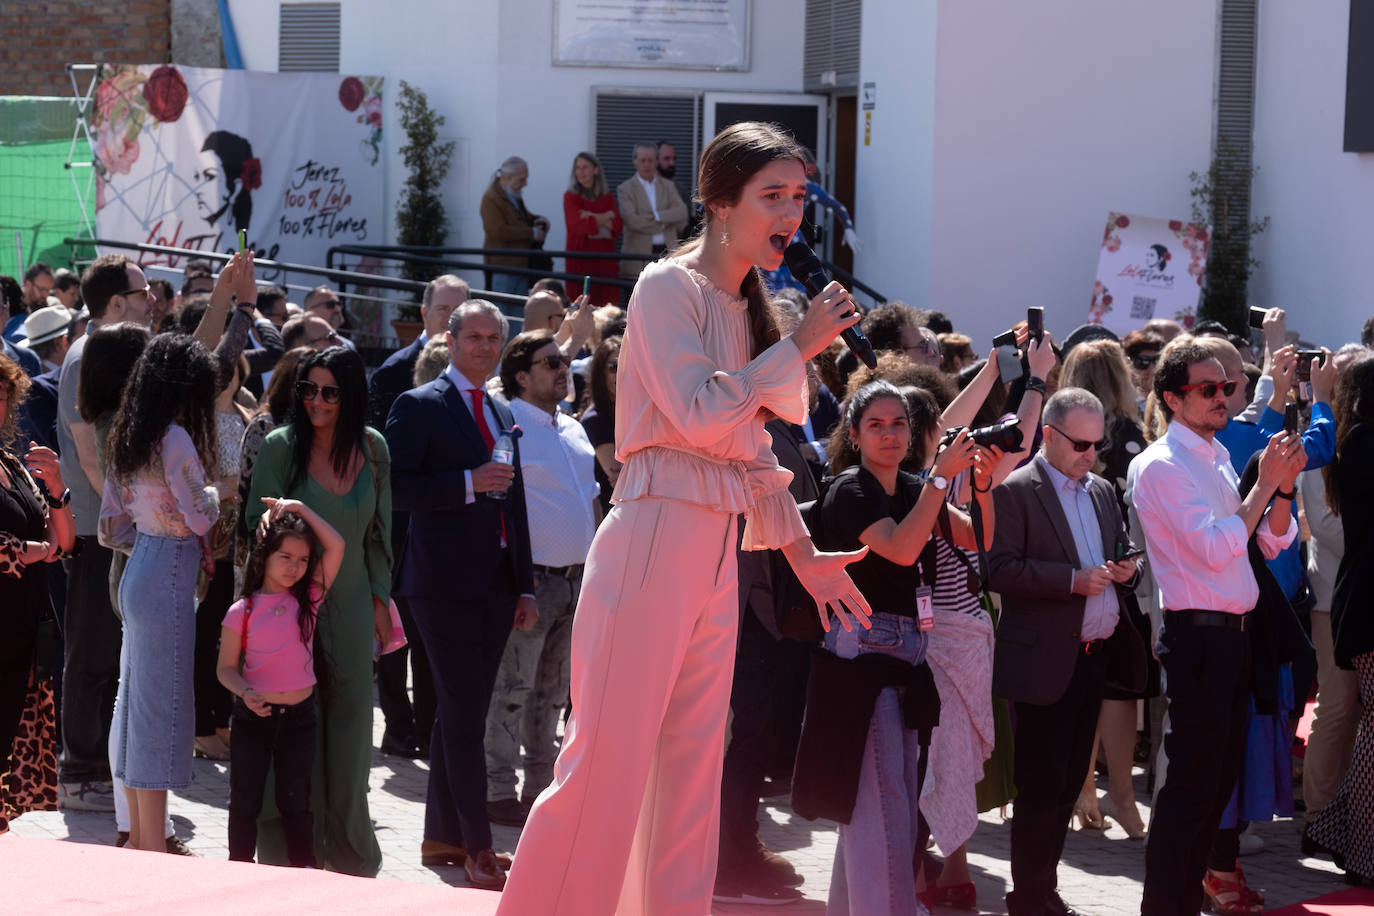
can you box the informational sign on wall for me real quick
[1089,212,1209,333]
[554,0,750,70]
[91,64,384,271]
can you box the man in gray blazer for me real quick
[616,142,688,280]
[988,388,1146,916]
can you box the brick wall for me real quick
[0,1,172,97]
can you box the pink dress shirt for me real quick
[1126,420,1295,614]
[613,259,809,550]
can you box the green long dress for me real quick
[244,425,392,876]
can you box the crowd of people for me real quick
[1,120,1372,916]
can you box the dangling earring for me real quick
[719,222,730,247]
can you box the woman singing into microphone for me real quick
[498,122,872,914]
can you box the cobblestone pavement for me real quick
[8,695,1349,914]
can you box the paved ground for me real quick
[8,694,1350,914]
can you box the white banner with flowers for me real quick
[1089,212,1209,335]
[91,65,384,274]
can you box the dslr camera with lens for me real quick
[941,416,1024,453]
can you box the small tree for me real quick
[395,81,456,303]
[1189,138,1269,334]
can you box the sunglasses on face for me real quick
[296,380,342,403]
[1047,424,1108,453]
[1130,354,1159,370]
[1178,379,1238,400]
[534,354,571,370]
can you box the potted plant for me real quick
[393,80,456,344]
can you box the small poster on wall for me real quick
[1089,212,1209,334]
[554,0,750,70]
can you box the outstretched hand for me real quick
[784,539,873,634]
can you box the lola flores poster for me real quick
[1089,212,1209,335]
[91,64,383,272]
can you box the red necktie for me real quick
[470,388,506,543]
[470,388,495,451]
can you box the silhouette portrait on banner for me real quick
[199,130,261,235]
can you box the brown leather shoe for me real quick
[421,839,512,870]
[464,848,507,891]
[420,838,468,866]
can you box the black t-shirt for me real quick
[580,407,615,512]
[821,465,925,618]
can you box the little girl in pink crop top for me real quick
[216,497,344,867]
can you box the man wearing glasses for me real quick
[483,330,598,831]
[303,285,355,349]
[1127,343,1305,916]
[989,388,1145,916]
[54,254,152,816]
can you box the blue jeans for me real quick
[114,533,199,790]
[824,613,930,916]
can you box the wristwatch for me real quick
[46,488,71,509]
[927,475,949,491]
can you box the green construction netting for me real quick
[0,96,97,278]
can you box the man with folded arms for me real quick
[483,329,599,828]
[1128,343,1305,916]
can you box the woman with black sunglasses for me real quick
[243,345,392,875]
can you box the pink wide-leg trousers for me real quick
[497,497,741,916]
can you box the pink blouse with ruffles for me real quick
[97,423,221,552]
[613,258,809,551]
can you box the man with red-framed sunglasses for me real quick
[1128,342,1306,916]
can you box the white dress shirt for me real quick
[1037,454,1119,640]
[1126,420,1295,614]
[509,397,600,567]
[444,363,505,505]
[636,174,665,245]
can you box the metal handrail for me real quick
[329,243,631,262]
[327,245,638,290]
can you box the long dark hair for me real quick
[1324,354,1374,517]
[258,346,314,426]
[676,121,804,359]
[287,346,368,492]
[77,322,150,424]
[239,511,321,647]
[107,333,218,482]
[580,335,621,418]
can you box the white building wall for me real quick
[1251,2,1374,346]
[851,0,937,317]
[228,0,803,291]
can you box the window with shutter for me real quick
[1215,0,1257,237]
[279,3,341,73]
[592,90,702,209]
[804,0,862,91]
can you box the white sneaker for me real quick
[58,780,117,812]
[1238,827,1264,856]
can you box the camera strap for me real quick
[934,497,989,598]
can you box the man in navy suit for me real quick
[385,298,537,891]
[368,274,469,760]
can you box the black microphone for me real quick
[783,241,877,369]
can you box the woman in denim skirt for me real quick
[818,381,996,914]
[99,334,222,853]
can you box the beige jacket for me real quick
[616,175,688,278]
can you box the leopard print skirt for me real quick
[1,673,59,832]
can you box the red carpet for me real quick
[1265,887,1374,914]
[0,835,501,914]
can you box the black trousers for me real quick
[59,542,120,783]
[194,559,235,736]
[228,695,317,867]
[376,593,435,748]
[718,610,809,869]
[408,557,516,854]
[1142,617,1251,916]
[1008,648,1108,916]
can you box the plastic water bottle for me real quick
[487,429,515,500]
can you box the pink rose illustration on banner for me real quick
[241,157,263,191]
[1104,235,1121,253]
[1115,215,1130,228]
[95,123,140,175]
[142,65,188,123]
[339,76,365,111]
[364,94,383,129]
